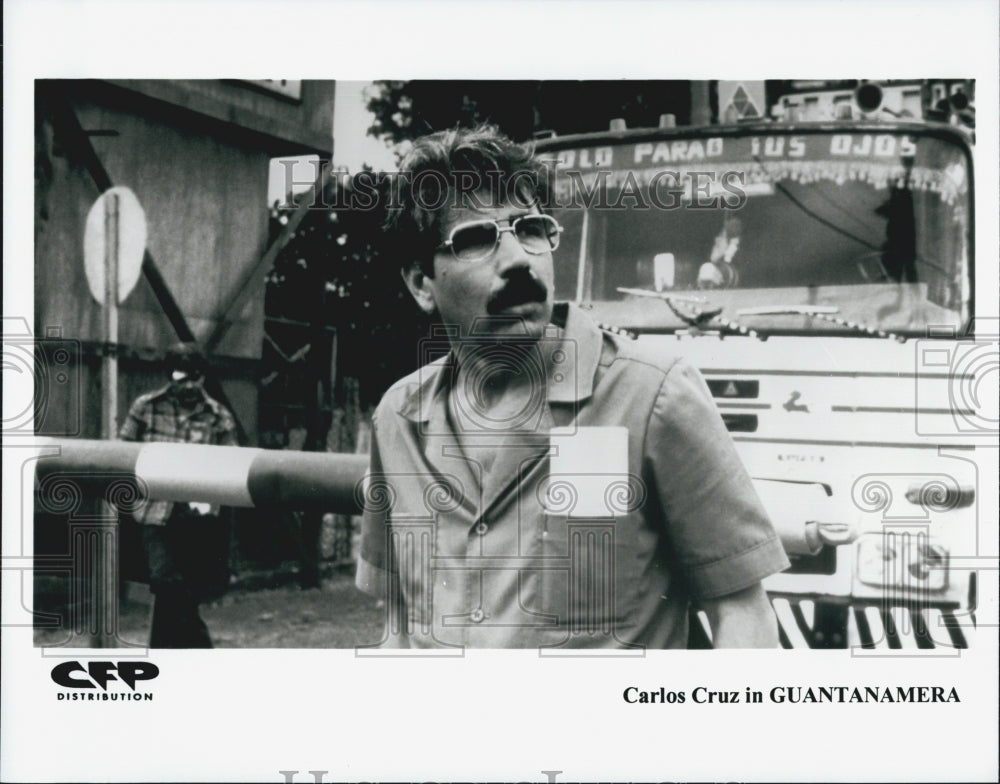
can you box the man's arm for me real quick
[700,582,779,648]
[118,400,146,441]
[213,404,240,447]
[643,359,790,646]
[354,411,410,648]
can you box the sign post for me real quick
[102,193,120,442]
[82,186,147,647]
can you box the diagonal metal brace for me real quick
[44,82,249,442]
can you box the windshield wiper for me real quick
[736,305,906,342]
[617,287,763,340]
[616,287,709,307]
[617,287,720,325]
[737,305,839,316]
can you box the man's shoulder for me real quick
[374,355,449,420]
[202,394,235,425]
[560,302,688,397]
[128,384,172,411]
[599,330,687,386]
[607,337,720,432]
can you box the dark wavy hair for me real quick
[383,125,551,276]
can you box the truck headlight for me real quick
[856,532,949,592]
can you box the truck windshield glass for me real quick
[547,131,970,335]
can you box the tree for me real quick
[366,80,540,148]
[366,80,694,147]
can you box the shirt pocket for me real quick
[536,513,636,633]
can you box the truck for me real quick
[537,81,993,649]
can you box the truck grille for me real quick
[689,600,972,649]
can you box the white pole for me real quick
[574,208,589,304]
[94,192,121,648]
[103,193,119,440]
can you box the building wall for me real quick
[35,80,335,443]
[105,79,335,155]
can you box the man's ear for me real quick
[401,264,437,315]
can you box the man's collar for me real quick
[397,302,603,423]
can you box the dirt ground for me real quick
[33,570,386,649]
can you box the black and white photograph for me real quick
[3,1,998,781]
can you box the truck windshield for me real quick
[546,129,971,336]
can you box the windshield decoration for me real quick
[552,135,968,208]
[547,131,972,337]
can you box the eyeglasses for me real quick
[437,214,563,263]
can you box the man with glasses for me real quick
[119,342,237,647]
[355,125,788,649]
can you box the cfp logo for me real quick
[51,661,159,691]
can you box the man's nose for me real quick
[493,228,533,273]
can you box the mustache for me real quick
[486,272,548,315]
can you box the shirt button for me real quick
[470,608,485,623]
[475,522,488,535]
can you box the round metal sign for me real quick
[83,186,147,305]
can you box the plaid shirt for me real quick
[118,383,238,525]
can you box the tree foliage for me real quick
[366,80,695,147]
[265,170,428,415]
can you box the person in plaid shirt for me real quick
[119,343,238,647]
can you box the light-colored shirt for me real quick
[356,303,789,648]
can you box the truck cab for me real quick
[538,107,991,649]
